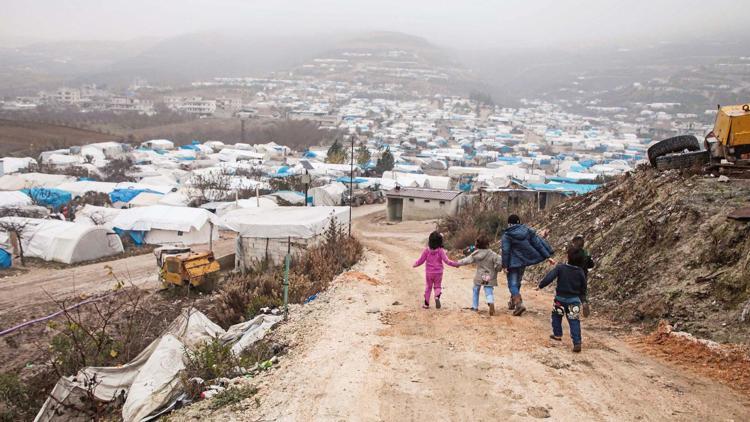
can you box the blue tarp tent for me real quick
[336,177,368,184]
[113,228,146,246]
[0,249,11,268]
[180,144,200,151]
[21,188,71,211]
[528,182,600,195]
[109,188,163,205]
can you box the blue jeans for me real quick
[472,285,494,309]
[551,296,582,345]
[506,267,525,296]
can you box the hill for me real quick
[532,168,750,344]
[0,119,120,156]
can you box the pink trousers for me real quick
[424,273,443,302]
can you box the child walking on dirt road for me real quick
[537,246,589,353]
[413,231,459,309]
[456,235,502,315]
[501,214,555,316]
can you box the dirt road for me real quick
[187,208,749,421]
[0,237,236,326]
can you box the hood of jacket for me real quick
[471,249,493,261]
[505,224,532,241]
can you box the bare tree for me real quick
[186,171,233,206]
[0,214,29,265]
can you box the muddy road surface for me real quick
[178,209,750,421]
[0,237,236,326]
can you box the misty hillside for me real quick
[0,31,465,95]
[462,37,750,108]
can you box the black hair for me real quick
[567,246,586,268]
[475,235,490,249]
[428,231,444,250]
[508,214,521,225]
[572,235,585,249]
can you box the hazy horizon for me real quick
[2,0,748,50]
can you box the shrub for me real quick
[0,373,30,422]
[209,385,258,410]
[210,219,362,327]
[183,338,240,381]
[438,195,507,250]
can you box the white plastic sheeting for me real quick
[0,217,123,264]
[0,191,32,208]
[201,198,278,217]
[110,205,225,245]
[35,309,282,422]
[0,173,75,191]
[0,157,36,174]
[224,206,349,238]
[309,182,346,206]
[56,181,118,196]
[74,205,123,228]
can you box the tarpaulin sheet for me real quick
[21,188,72,211]
[35,309,282,422]
[110,188,163,204]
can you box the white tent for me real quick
[200,198,278,216]
[0,157,36,174]
[110,205,223,245]
[0,217,123,264]
[74,205,122,228]
[0,173,75,191]
[55,181,118,197]
[309,182,347,206]
[225,206,349,238]
[140,139,174,150]
[128,192,165,207]
[0,191,32,208]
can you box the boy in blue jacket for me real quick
[537,246,588,353]
[501,214,555,316]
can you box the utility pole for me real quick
[283,237,290,320]
[349,135,354,237]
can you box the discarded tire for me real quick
[647,135,701,166]
[655,150,709,171]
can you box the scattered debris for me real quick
[527,406,551,418]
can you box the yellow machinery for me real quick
[706,104,750,162]
[649,103,750,171]
[155,245,220,292]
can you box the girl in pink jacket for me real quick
[413,231,459,309]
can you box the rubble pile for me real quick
[535,167,750,343]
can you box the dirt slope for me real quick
[171,210,750,421]
[530,167,750,344]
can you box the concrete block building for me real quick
[386,187,463,222]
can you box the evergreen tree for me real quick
[375,146,395,174]
[356,143,371,166]
[326,139,347,164]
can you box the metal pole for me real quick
[283,237,290,320]
[304,169,309,207]
[349,136,354,236]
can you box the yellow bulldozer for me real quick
[648,103,750,171]
[155,245,220,292]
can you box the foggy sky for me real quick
[1,0,747,49]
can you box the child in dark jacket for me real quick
[413,231,459,309]
[537,246,588,353]
[571,235,595,276]
[501,214,555,316]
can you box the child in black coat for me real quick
[537,246,588,352]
